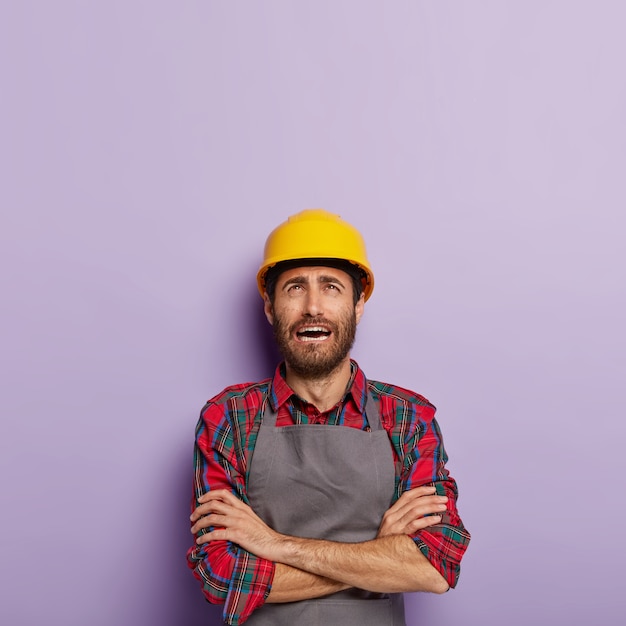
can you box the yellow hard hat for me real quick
[257,209,374,301]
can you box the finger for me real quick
[190,499,233,522]
[398,489,447,507]
[403,497,448,516]
[379,497,448,535]
[388,489,447,514]
[406,514,442,533]
[190,504,210,523]
[394,500,448,525]
[400,485,438,498]
[383,494,447,524]
[388,514,444,536]
[196,528,229,545]
[191,513,228,534]
[391,487,436,508]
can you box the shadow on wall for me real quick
[404,591,447,626]
[160,440,225,626]
[238,281,282,381]
[161,292,280,625]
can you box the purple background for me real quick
[2,2,625,625]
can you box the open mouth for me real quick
[295,325,332,342]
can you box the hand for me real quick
[377,486,448,538]
[190,489,283,560]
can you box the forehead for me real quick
[275,265,352,286]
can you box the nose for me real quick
[303,288,324,317]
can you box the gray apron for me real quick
[244,390,406,625]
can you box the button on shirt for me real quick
[187,361,471,625]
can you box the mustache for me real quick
[289,318,338,334]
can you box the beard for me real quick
[272,309,357,379]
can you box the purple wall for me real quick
[2,2,625,625]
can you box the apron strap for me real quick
[364,391,384,432]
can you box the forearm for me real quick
[266,563,350,603]
[273,533,449,594]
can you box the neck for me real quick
[284,358,353,413]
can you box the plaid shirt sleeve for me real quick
[186,388,275,625]
[375,384,471,589]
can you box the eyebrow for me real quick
[281,274,347,290]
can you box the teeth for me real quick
[296,326,331,342]
[299,334,329,342]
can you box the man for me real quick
[187,209,470,625]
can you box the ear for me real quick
[263,293,274,325]
[355,293,365,324]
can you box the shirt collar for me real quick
[269,360,368,414]
[268,363,295,410]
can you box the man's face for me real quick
[264,266,365,379]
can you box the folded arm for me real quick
[266,564,350,603]
[188,390,470,620]
[192,489,449,598]
[267,484,450,600]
